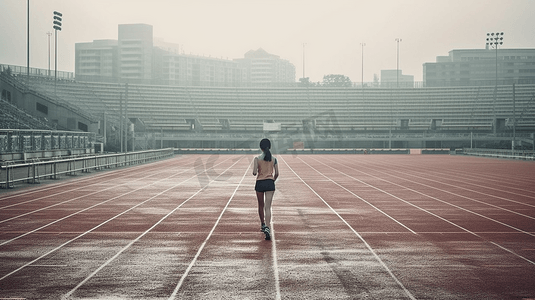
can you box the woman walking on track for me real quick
[253,138,279,240]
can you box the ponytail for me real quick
[264,149,272,162]
[259,138,272,161]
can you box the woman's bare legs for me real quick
[256,190,274,228]
[264,191,274,228]
[256,191,265,226]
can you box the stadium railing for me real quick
[0,148,174,189]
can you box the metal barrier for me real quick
[0,148,174,189]
[463,148,535,161]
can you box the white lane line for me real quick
[490,242,535,265]
[0,156,234,281]
[271,223,281,300]
[317,156,535,266]
[353,156,535,208]
[0,162,195,246]
[168,160,273,299]
[321,156,535,237]
[280,156,416,300]
[306,156,482,237]
[296,157,417,234]
[63,157,244,300]
[389,160,535,199]
[0,158,186,216]
[378,160,535,209]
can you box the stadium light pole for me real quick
[486,32,503,132]
[302,43,307,80]
[46,31,52,77]
[486,32,504,86]
[361,42,366,88]
[27,0,30,82]
[53,11,62,99]
[395,38,402,88]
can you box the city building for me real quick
[75,39,118,82]
[423,48,535,87]
[118,24,154,83]
[380,70,414,88]
[75,25,295,86]
[234,48,296,86]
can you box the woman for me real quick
[252,138,279,240]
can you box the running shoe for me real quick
[264,226,271,240]
[261,224,268,232]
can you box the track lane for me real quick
[300,155,535,298]
[280,155,417,299]
[0,157,198,245]
[321,155,535,237]
[0,155,236,299]
[61,156,246,299]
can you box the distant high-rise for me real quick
[423,48,535,87]
[75,39,118,81]
[234,48,296,86]
[380,70,414,88]
[75,25,295,86]
[118,24,153,83]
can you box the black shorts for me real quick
[255,179,275,192]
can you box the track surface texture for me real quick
[0,154,534,299]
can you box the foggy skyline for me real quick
[1,0,535,83]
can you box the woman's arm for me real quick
[252,157,258,176]
[273,163,279,181]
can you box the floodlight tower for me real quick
[395,38,402,88]
[27,0,30,82]
[486,32,503,133]
[486,32,504,86]
[53,11,62,98]
[360,42,366,88]
[46,31,52,76]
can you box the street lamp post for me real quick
[360,43,366,88]
[395,38,402,88]
[53,11,62,99]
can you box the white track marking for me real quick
[168,160,283,300]
[368,159,535,208]
[0,158,185,213]
[296,157,416,234]
[396,161,535,198]
[321,156,535,237]
[280,156,417,300]
[0,161,198,246]
[271,224,281,300]
[490,242,535,265]
[0,156,234,281]
[314,156,535,265]
[64,158,244,300]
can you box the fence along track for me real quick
[0,148,174,189]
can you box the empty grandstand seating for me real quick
[13,76,535,134]
[0,98,56,130]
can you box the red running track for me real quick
[0,154,534,299]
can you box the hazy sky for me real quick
[1,0,534,82]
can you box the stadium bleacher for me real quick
[8,76,535,139]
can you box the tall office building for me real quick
[118,24,153,83]
[380,70,414,88]
[423,48,535,87]
[75,39,118,82]
[75,25,295,86]
[234,48,296,86]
